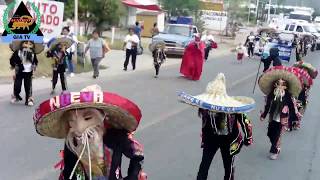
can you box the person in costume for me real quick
[149,41,166,78]
[180,35,205,81]
[235,43,246,63]
[293,61,318,121]
[178,73,255,180]
[9,40,44,106]
[201,31,215,61]
[259,66,302,159]
[33,85,147,180]
[47,36,74,95]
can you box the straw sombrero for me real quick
[9,40,44,54]
[33,85,142,139]
[178,73,255,113]
[47,36,74,50]
[258,66,302,97]
[293,61,318,79]
[149,41,166,52]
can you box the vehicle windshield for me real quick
[303,26,317,33]
[289,14,311,22]
[164,25,191,36]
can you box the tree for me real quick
[160,0,200,17]
[63,0,126,34]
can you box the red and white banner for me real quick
[26,0,64,42]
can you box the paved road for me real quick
[0,51,319,180]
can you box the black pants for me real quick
[52,67,67,91]
[204,47,211,60]
[197,136,235,180]
[261,58,272,72]
[14,72,33,103]
[124,48,137,70]
[267,121,282,154]
[247,42,254,57]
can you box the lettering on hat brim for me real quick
[50,92,104,110]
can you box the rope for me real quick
[69,129,93,180]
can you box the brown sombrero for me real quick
[149,41,166,52]
[258,66,302,97]
[10,40,44,54]
[33,85,142,139]
[47,36,74,50]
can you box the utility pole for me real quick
[248,0,251,24]
[267,0,271,23]
[255,0,259,25]
[74,0,78,63]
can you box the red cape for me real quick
[180,41,205,80]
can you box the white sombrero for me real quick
[10,40,44,54]
[178,73,255,113]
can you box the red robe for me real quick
[180,41,205,80]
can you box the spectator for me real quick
[61,26,77,77]
[123,28,140,71]
[151,22,159,37]
[84,30,110,79]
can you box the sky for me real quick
[283,0,320,9]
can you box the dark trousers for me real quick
[204,47,210,60]
[52,67,67,91]
[248,42,254,57]
[154,64,160,75]
[14,72,33,103]
[91,57,103,77]
[124,48,137,70]
[197,136,235,180]
[267,121,282,154]
[262,58,271,72]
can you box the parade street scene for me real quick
[0,0,320,180]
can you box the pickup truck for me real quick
[150,24,199,55]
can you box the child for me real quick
[151,42,166,78]
[236,43,246,63]
[46,37,74,95]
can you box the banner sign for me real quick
[25,0,64,42]
[200,10,228,31]
[261,41,293,62]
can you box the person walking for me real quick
[178,73,255,180]
[61,26,77,77]
[245,32,256,58]
[47,37,74,95]
[150,22,159,37]
[123,28,140,71]
[259,66,302,160]
[85,30,110,79]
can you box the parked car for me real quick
[150,24,199,55]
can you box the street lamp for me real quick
[267,0,272,23]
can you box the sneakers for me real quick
[69,73,75,77]
[11,95,22,104]
[25,98,34,106]
[269,153,279,160]
[154,75,158,78]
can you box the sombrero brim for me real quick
[149,41,166,52]
[47,36,74,50]
[258,66,302,97]
[33,91,141,139]
[178,92,255,113]
[10,40,44,54]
